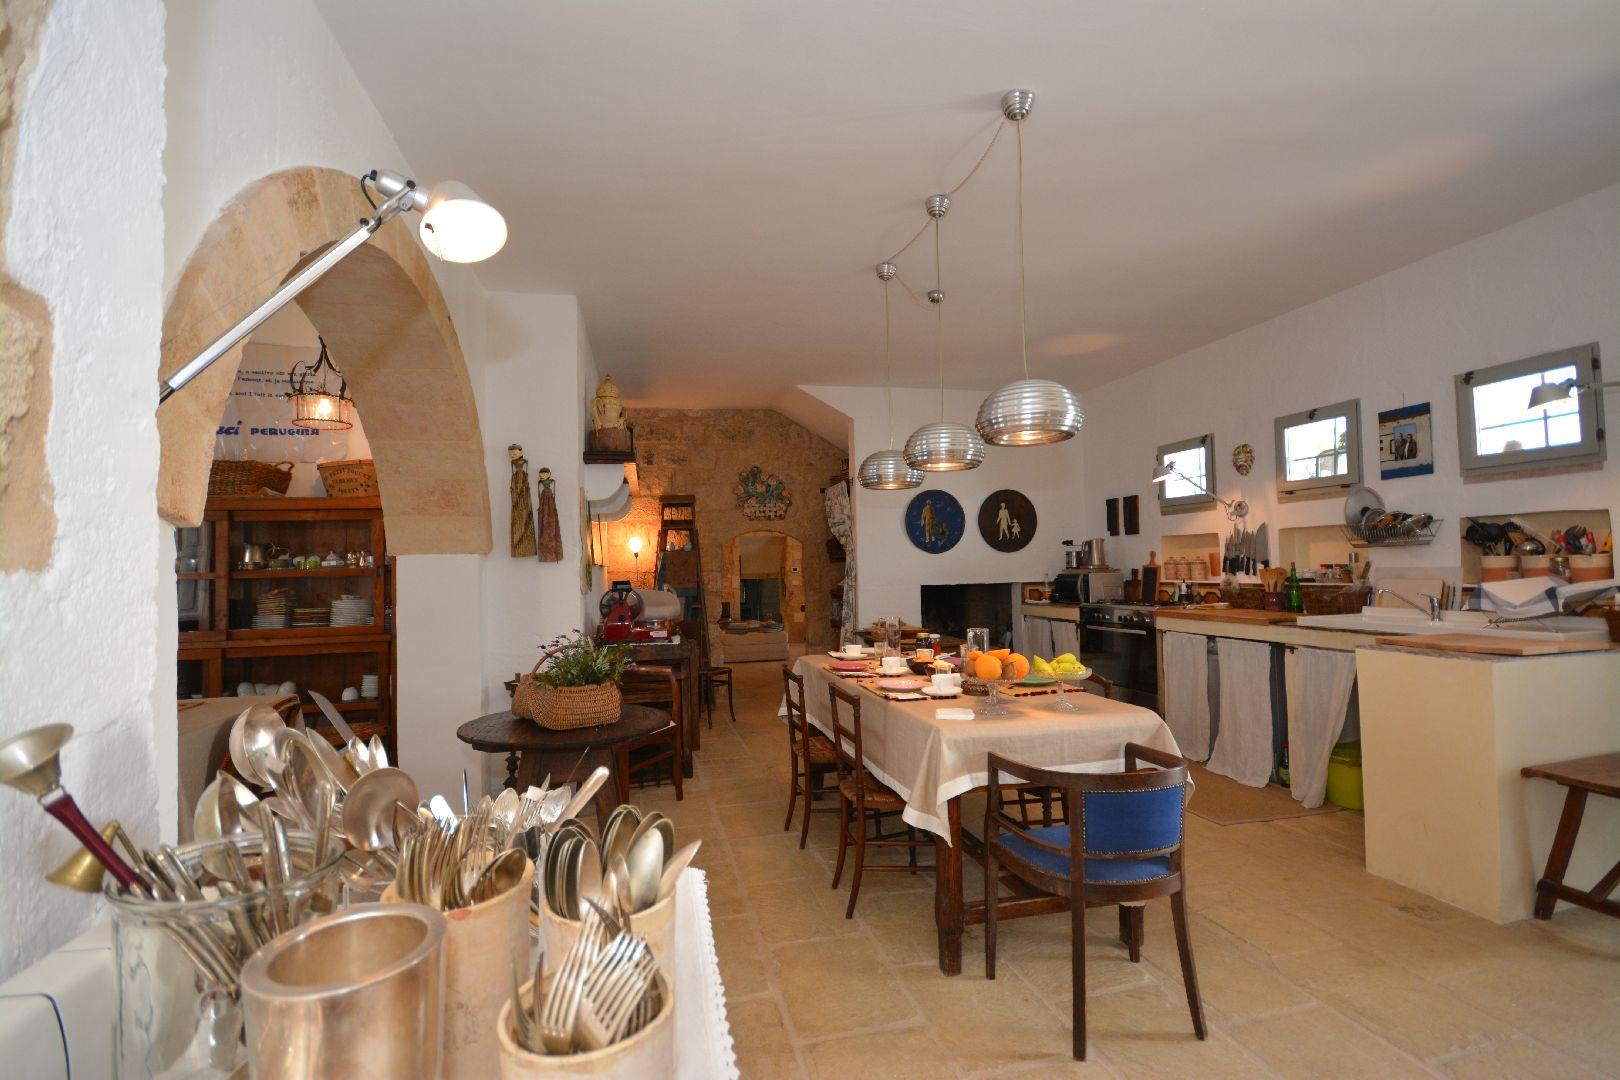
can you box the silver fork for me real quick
[577,940,656,1050]
[539,906,607,1053]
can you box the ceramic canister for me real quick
[496,971,675,1079]
[541,887,676,973]
[240,902,447,1080]
[382,855,536,1080]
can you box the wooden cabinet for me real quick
[177,497,396,756]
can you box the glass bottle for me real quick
[1285,562,1305,613]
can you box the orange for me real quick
[966,649,983,662]
[989,648,1012,660]
[973,654,1003,680]
[1004,653,1030,681]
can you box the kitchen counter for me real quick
[1358,644,1620,922]
[1021,602,1080,621]
[1155,611,1368,652]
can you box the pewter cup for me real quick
[240,903,447,1079]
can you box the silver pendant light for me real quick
[904,196,986,472]
[857,262,924,490]
[976,90,1084,446]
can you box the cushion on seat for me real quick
[992,826,1176,884]
[797,735,837,764]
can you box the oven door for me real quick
[1080,620,1158,710]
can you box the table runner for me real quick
[793,656,1181,841]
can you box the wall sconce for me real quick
[1151,463,1250,520]
[627,534,644,584]
[288,337,354,430]
[159,169,506,404]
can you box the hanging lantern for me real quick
[976,89,1083,446]
[902,197,985,473]
[858,262,923,491]
[288,337,354,431]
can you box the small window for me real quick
[1455,344,1604,477]
[1156,434,1215,511]
[1274,399,1361,496]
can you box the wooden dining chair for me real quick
[1000,672,1115,827]
[828,682,932,918]
[984,743,1204,1061]
[701,664,736,728]
[615,664,684,803]
[782,665,838,848]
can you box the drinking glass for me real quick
[964,627,990,658]
[883,615,903,655]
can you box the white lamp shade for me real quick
[1526,379,1576,411]
[1151,464,1174,484]
[419,182,508,263]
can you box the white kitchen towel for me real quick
[1207,638,1273,787]
[1284,647,1358,808]
[1022,617,1054,659]
[936,708,975,721]
[1050,619,1080,659]
[1162,631,1211,760]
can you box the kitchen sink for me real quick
[1295,609,1611,642]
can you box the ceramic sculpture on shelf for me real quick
[535,466,563,563]
[589,374,631,453]
[509,444,537,558]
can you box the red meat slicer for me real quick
[599,582,671,642]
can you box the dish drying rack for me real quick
[1341,517,1443,548]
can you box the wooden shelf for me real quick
[583,448,635,464]
[203,495,382,513]
[235,567,378,579]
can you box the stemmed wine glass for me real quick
[1053,667,1093,712]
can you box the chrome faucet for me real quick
[1373,587,1442,622]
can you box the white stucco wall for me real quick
[1077,184,1620,581]
[803,386,1087,623]
[0,0,167,978]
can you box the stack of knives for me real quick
[1222,522,1269,575]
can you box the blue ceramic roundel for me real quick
[905,489,965,554]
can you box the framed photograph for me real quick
[1378,402,1434,479]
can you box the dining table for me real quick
[792,654,1183,975]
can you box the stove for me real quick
[1078,602,1159,709]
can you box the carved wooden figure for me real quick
[509,444,537,557]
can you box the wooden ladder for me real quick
[655,495,709,667]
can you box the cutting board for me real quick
[1373,633,1615,656]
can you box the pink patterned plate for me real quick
[876,678,925,691]
[829,661,871,673]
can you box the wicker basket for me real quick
[209,459,294,497]
[317,458,379,497]
[531,683,622,730]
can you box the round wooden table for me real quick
[456,705,668,829]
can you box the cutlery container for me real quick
[496,970,674,1078]
[381,855,535,1080]
[540,887,676,972]
[240,902,446,1079]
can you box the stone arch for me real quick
[157,166,491,554]
[721,529,806,642]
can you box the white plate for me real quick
[921,686,959,698]
[877,678,925,691]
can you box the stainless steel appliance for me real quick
[1079,538,1106,567]
[1078,600,1159,710]
[1051,568,1122,605]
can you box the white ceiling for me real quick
[316,1,1620,413]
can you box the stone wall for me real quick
[602,409,847,652]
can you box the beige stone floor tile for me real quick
[858,888,952,965]
[729,995,806,1079]
[1439,1035,1605,1079]
[728,833,828,887]
[900,964,1078,1071]
[802,1024,955,1079]
[1001,924,1156,997]
[1136,912,1313,1024]
[1437,958,1620,1073]
[772,936,916,1040]
[1199,898,1341,957]
[1081,983,1261,1078]
[1293,896,1498,981]
[711,777,792,808]
[718,798,799,839]
[1271,945,1513,1061]
[712,914,771,999]
[1231,1005,1431,1078]
[704,862,751,919]
[747,884,866,947]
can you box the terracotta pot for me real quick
[383,856,535,1080]
[1478,555,1519,582]
[541,888,676,972]
[1518,554,1553,576]
[496,971,674,1078]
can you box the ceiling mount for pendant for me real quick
[1001,89,1035,122]
[926,194,951,219]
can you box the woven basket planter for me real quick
[513,680,621,730]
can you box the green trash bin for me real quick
[1326,740,1363,810]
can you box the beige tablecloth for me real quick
[793,656,1181,840]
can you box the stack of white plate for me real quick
[360,673,380,700]
[330,595,373,627]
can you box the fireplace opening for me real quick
[921,583,1017,649]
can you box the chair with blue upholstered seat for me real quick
[984,743,1205,1061]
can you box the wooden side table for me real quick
[1521,752,1620,920]
[457,705,670,830]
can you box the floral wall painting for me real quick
[1378,402,1434,479]
[734,465,791,520]
[905,489,965,554]
[978,489,1037,553]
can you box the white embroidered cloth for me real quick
[675,868,739,1079]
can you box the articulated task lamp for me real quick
[159,169,506,405]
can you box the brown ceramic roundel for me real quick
[977,489,1036,553]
